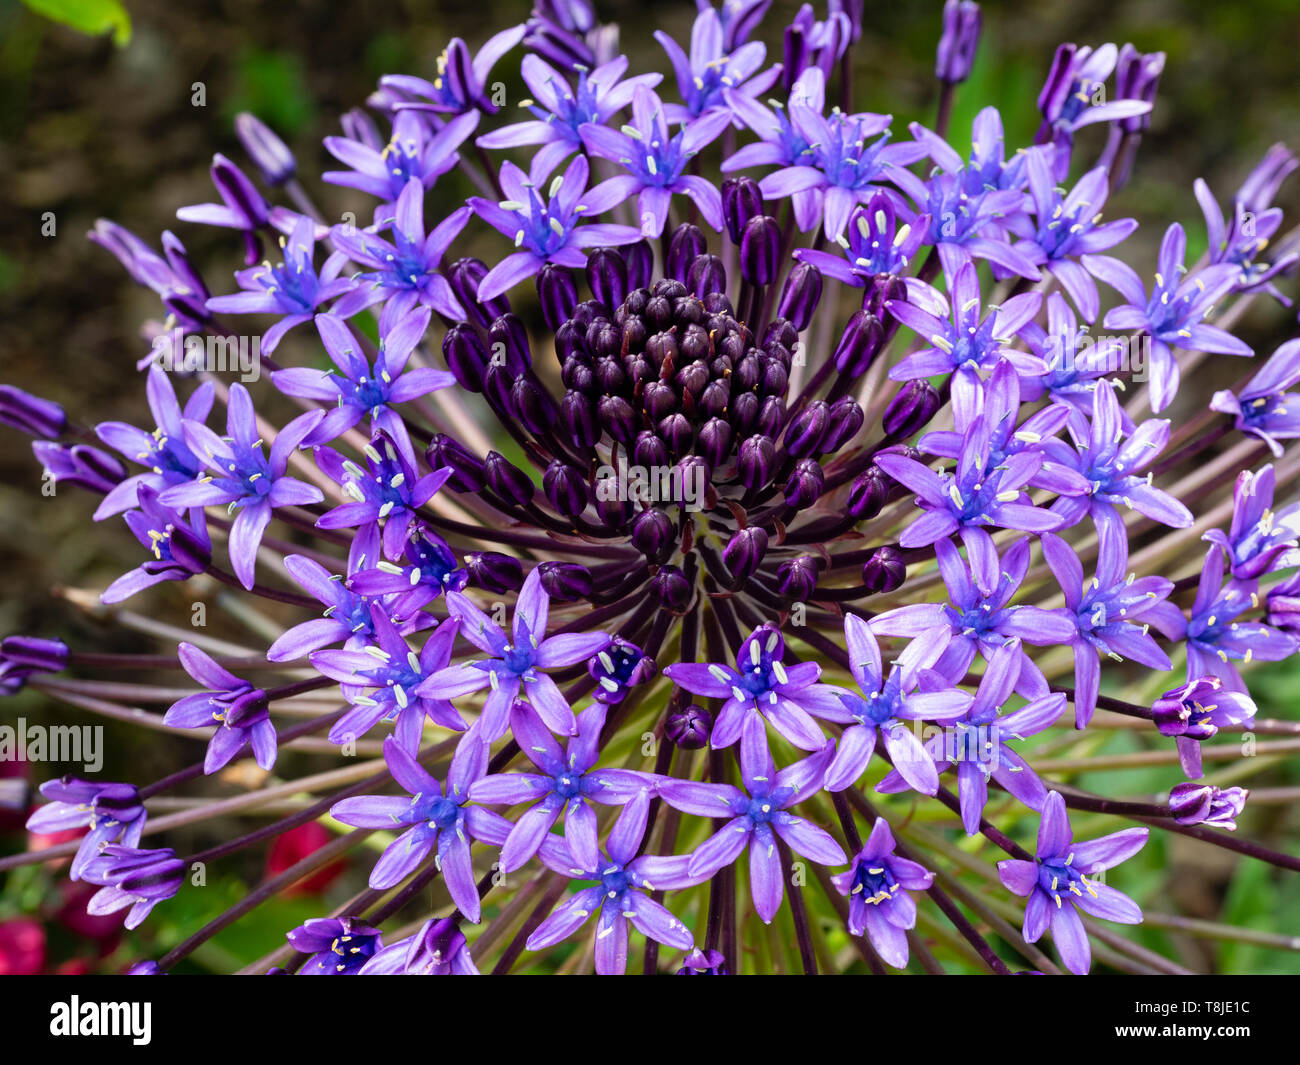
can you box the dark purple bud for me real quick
[1036,43,1078,128]
[1114,44,1165,134]
[536,561,593,602]
[676,456,711,501]
[833,310,884,376]
[783,400,830,459]
[442,323,490,392]
[862,546,906,594]
[488,314,531,373]
[758,357,788,399]
[730,390,759,436]
[587,319,622,359]
[622,240,655,290]
[510,376,557,436]
[586,248,629,311]
[777,261,823,331]
[687,254,728,298]
[644,294,673,332]
[631,508,675,564]
[723,526,768,585]
[427,434,485,492]
[444,258,509,328]
[697,417,733,468]
[757,396,786,440]
[209,153,268,231]
[482,362,514,413]
[596,492,632,530]
[642,381,679,422]
[863,274,908,319]
[562,354,596,394]
[784,459,825,508]
[666,224,707,282]
[594,355,627,395]
[0,386,66,439]
[734,353,761,392]
[679,324,712,362]
[846,464,891,519]
[484,451,535,507]
[665,704,712,749]
[1168,782,1247,829]
[776,556,822,603]
[882,380,942,440]
[598,395,638,445]
[722,177,765,244]
[234,112,296,186]
[553,319,589,364]
[537,263,579,331]
[762,318,800,351]
[823,397,865,452]
[561,390,600,448]
[698,379,732,420]
[645,331,679,369]
[739,215,781,285]
[936,0,982,84]
[621,315,648,354]
[633,430,671,470]
[32,442,125,494]
[465,551,524,594]
[652,564,693,613]
[0,636,70,673]
[658,413,694,457]
[543,461,589,518]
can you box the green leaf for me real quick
[21,0,131,46]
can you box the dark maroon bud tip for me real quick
[822,396,865,452]
[631,508,676,564]
[427,434,485,493]
[442,323,490,393]
[543,460,590,519]
[652,564,693,613]
[537,263,579,331]
[832,310,884,376]
[846,464,891,520]
[783,400,830,459]
[448,258,511,328]
[776,555,822,603]
[783,458,826,508]
[737,434,776,492]
[723,526,768,584]
[483,451,536,507]
[586,247,629,312]
[666,224,707,282]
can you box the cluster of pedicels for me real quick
[3,0,1300,976]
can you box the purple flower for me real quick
[1204,464,1300,579]
[468,154,641,300]
[417,566,611,740]
[324,109,479,205]
[1175,546,1297,692]
[272,309,454,461]
[1016,291,1130,418]
[468,700,649,872]
[89,221,213,334]
[1035,43,1153,178]
[1168,782,1248,830]
[1043,378,1193,536]
[878,641,1067,832]
[25,778,146,881]
[287,917,384,975]
[0,636,68,695]
[92,367,215,520]
[588,636,654,703]
[163,642,277,773]
[477,55,662,181]
[872,537,1075,699]
[101,484,211,604]
[783,2,852,87]
[1211,339,1300,456]
[663,621,847,751]
[329,177,471,321]
[885,262,1045,410]
[677,947,728,974]
[1090,222,1249,411]
[32,440,125,495]
[346,522,468,615]
[823,616,972,794]
[655,7,780,123]
[661,718,846,923]
[830,819,933,967]
[158,384,324,589]
[205,213,355,353]
[527,792,697,973]
[314,431,453,561]
[378,27,526,116]
[935,0,981,84]
[793,191,925,286]
[702,0,774,50]
[312,612,466,750]
[1153,675,1256,778]
[358,916,478,975]
[176,154,271,266]
[81,846,185,930]
[997,791,1147,975]
[579,85,731,237]
[1040,522,1178,727]
[330,735,506,920]
[0,384,65,439]
[1012,154,1137,322]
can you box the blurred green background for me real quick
[0,0,1298,973]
